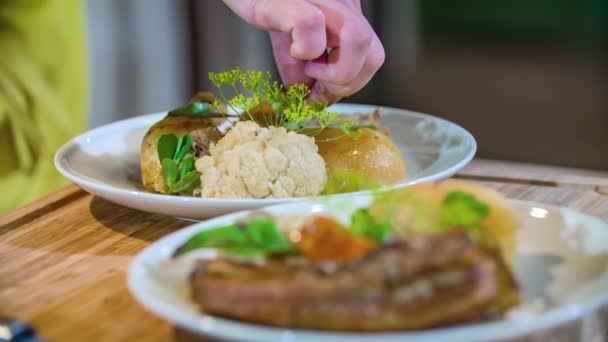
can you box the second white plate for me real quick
[127,197,608,342]
[54,103,476,219]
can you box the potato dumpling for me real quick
[140,115,222,194]
[309,128,406,187]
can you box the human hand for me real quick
[222,0,385,104]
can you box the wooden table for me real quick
[1,159,607,342]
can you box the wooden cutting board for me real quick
[1,159,607,342]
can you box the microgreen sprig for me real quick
[157,133,201,194]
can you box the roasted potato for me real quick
[307,128,406,187]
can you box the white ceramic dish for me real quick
[127,196,608,342]
[54,103,476,220]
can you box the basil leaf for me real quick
[157,134,178,161]
[174,134,192,162]
[351,209,373,236]
[161,158,178,189]
[244,219,295,254]
[168,170,201,194]
[350,208,391,243]
[174,219,298,257]
[222,246,266,258]
[168,102,213,117]
[175,225,248,256]
[180,155,195,178]
[439,191,490,231]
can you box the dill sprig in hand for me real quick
[208,67,357,141]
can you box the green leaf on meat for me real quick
[242,219,294,254]
[439,191,490,231]
[174,219,298,257]
[350,208,392,243]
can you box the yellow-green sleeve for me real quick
[0,0,88,214]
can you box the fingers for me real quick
[223,0,327,60]
[223,0,384,104]
[303,0,372,86]
[350,34,386,90]
[303,30,372,86]
[269,32,315,88]
[308,34,385,103]
[348,0,362,11]
[298,0,383,103]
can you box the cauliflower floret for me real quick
[195,121,327,198]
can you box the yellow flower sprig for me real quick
[208,67,357,140]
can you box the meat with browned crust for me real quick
[189,231,519,331]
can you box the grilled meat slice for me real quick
[190,231,519,331]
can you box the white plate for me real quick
[54,103,476,219]
[127,197,608,342]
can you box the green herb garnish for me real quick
[173,134,192,162]
[174,219,297,257]
[157,133,201,194]
[157,134,178,161]
[169,169,201,194]
[322,170,379,195]
[350,208,392,243]
[180,155,195,178]
[161,158,178,187]
[168,101,214,117]
[208,67,356,141]
[439,191,490,238]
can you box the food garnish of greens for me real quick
[174,189,492,261]
[207,67,359,142]
[439,190,490,241]
[174,213,384,261]
[156,68,374,196]
[349,208,392,243]
[174,219,298,257]
[157,133,201,194]
[184,181,522,331]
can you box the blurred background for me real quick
[86,0,608,169]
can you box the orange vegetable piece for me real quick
[292,216,376,263]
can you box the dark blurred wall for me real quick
[360,0,608,170]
